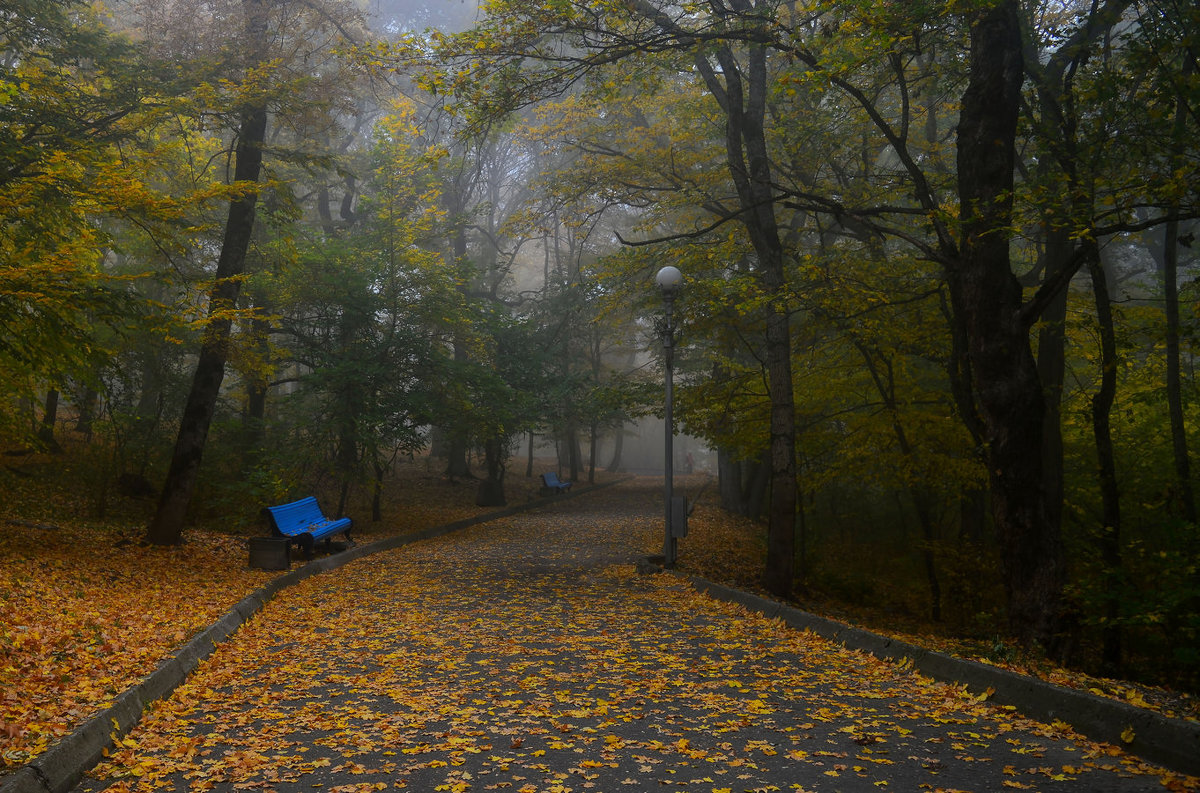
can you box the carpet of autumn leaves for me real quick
[0,453,552,773]
[671,496,1200,727]
[81,495,1196,792]
[0,450,1197,785]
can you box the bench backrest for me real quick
[542,472,563,486]
[264,497,326,534]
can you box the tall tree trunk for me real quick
[695,39,796,598]
[746,451,770,521]
[588,420,598,484]
[372,454,385,522]
[718,449,744,515]
[952,1,1066,649]
[939,288,989,547]
[762,308,797,598]
[444,357,472,479]
[1035,227,1073,534]
[853,339,943,622]
[335,410,358,519]
[145,0,269,546]
[566,425,581,482]
[240,308,270,473]
[1163,57,1196,524]
[628,0,796,593]
[334,282,368,519]
[475,436,507,506]
[1023,0,1132,537]
[959,488,987,544]
[75,384,98,439]
[718,449,770,520]
[606,425,624,472]
[39,388,60,451]
[444,176,472,480]
[1088,247,1122,675]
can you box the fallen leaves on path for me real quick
[671,492,1200,726]
[0,456,546,773]
[2,465,1197,789]
[81,492,1197,793]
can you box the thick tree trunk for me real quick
[953,1,1066,649]
[144,0,269,545]
[627,1,796,593]
[940,291,990,546]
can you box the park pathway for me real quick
[78,480,1183,792]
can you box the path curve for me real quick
[74,482,1189,792]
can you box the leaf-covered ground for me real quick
[0,454,1196,786]
[79,485,1196,792]
[672,497,1200,727]
[0,455,549,772]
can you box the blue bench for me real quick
[540,472,572,495]
[262,497,352,557]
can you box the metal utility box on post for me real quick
[670,495,688,538]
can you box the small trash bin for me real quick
[248,537,290,570]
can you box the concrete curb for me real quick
[685,575,1200,778]
[1,480,617,793]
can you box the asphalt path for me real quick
[76,482,1181,792]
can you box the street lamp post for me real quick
[656,265,683,567]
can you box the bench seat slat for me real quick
[263,497,352,543]
[540,473,571,493]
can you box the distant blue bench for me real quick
[540,472,572,495]
[262,497,352,557]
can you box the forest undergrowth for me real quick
[0,449,1196,778]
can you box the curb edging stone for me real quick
[685,576,1200,778]
[0,481,613,793]
[7,477,1195,791]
